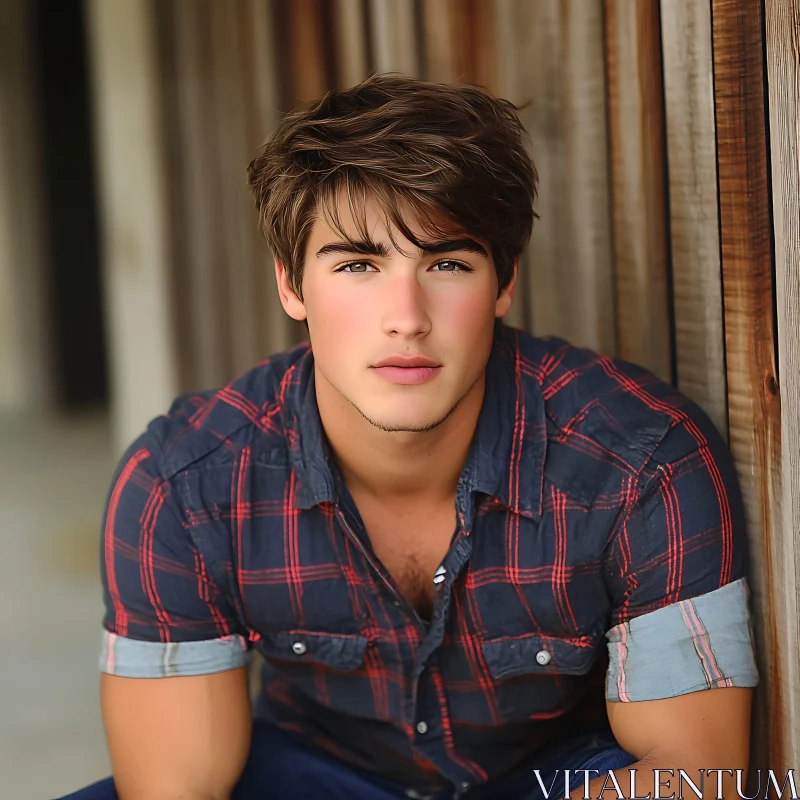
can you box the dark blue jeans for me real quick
[57,721,635,800]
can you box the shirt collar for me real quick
[286,351,338,509]
[287,320,547,519]
[463,320,546,520]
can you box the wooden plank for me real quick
[171,0,233,389]
[332,0,370,88]
[711,0,786,777]
[605,0,671,381]
[420,0,472,82]
[490,0,530,332]
[151,0,193,394]
[495,0,614,353]
[242,0,307,353]
[659,0,728,438]
[285,0,329,103]
[0,0,53,413]
[764,0,800,769]
[471,0,498,91]
[369,0,419,78]
[209,1,262,377]
[84,0,179,451]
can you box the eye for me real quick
[335,261,376,273]
[431,259,472,273]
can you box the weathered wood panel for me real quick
[0,0,53,413]
[172,0,236,388]
[495,0,614,352]
[420,0,472,82]
[472,0,498,90]
[368,0,420,78]
[209,2,261,377]
[242,0,305,354]
[605,0,671,381]
[152,0,193,393]
[711,0,785,776]
[285,0,329,103]
[659,0,727,439]
[764,0,800,769]
[332,0,370,88]
[85,0,179,451]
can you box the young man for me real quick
[64,74,757,800]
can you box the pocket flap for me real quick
[259,631,368,672]
[482,634,597,681]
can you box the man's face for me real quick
[275,194,516,433]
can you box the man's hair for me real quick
[246,73,538,301]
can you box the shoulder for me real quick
[506,325,724,481]
[130,341,312,482]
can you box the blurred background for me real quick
[0,0,797,797]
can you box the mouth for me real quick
[372,355,441,369]
[370,364,442,385]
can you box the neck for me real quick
[315,369,485,506]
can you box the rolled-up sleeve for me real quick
[100,630,248,678]
[100,428,247,678]
[606,577,758,701]
[604,402,759,702]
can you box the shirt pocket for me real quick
[480,633,599,722]
[256,630,373,717]
[259,630,368,670]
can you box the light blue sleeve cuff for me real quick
[99,629,249,678]
[606,577,759,702]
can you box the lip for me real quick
[372,355,441,368]
[371,365,441,385]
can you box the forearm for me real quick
[102,670,251,800]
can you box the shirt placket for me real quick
[410,533,479,790]
[334,488,481,792]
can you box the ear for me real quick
[274,260,307,321]
[495,257,518,318]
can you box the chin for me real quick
[353,400,457,434]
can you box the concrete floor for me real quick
[1,410,114,799]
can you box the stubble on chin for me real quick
[348,396,463,434]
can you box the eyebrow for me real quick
[315,237,489,259]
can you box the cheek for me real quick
[436,283,497,332]
[305,284,370,355]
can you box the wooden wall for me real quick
[0,0,54,414]
[763,0,800,772]
[709,0,785,776]
[84,0,799,776]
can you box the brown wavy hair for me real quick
[246,73,538,301]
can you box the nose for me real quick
[381,272,432,339]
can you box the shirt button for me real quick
[291,641,307,655]
[432,565,446,585]
[460,781,471,792]
[536,649,551,665]
[416,721,429,734]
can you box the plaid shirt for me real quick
[100,320,757,795]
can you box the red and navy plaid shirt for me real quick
[100,320,752,794]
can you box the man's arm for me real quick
[567,687,752,799]
[589,392,759,798]
[98,425,252,799]
[102,668,252,800]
